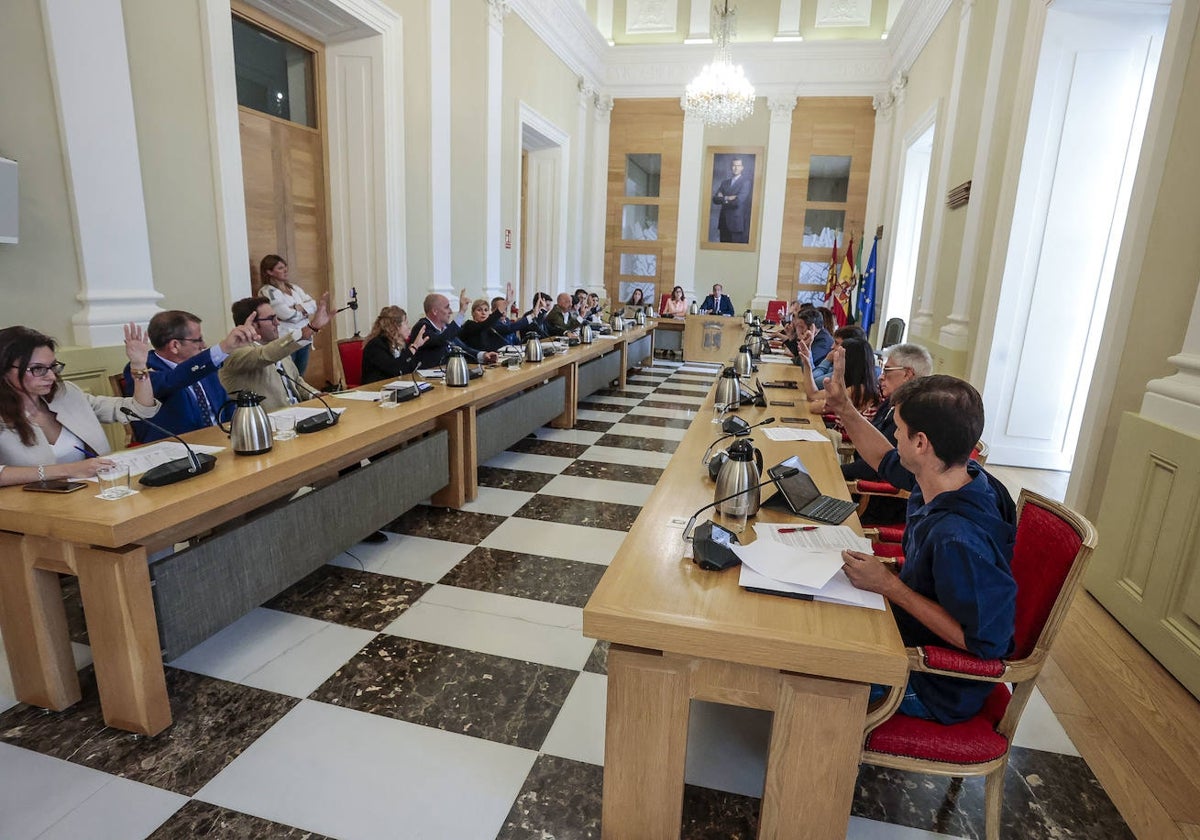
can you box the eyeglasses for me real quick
[880,366,909,375]
[177,336,205,345]
[16,361,66,378]
[254,314,279,324]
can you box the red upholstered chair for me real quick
[337,337,365,389]
[765,299,788,323]
[659,292,671,315]
[860,490,1098,840]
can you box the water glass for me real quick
[717,504,748,535]
[96,464,132,500]
[272,413,298,440]
[712,401,729,425]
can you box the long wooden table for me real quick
[582,360,907,839]
[0,327,654,735]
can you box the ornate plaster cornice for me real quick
[509,0,607,91]
[886,0,954,78]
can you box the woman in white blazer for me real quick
[0,325,160,485]
[258,254,318,376]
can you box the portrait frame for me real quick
[701,145,763,252]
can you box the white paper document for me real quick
[739,565,886,610]
[759,354,796,365]
[271,406,347,422]
[332,390,384,401]
[418,368,445,378]
[735,524,885,610]
[762,427,831,442]
[86,442,226,480]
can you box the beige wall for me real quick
[0,0,82,341]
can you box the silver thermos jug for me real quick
[715,438,764,517]
[734,344,754,378]
[445,346,471,387]
[689,301,699,315]
[218,390,273,455]
[525,332,544,363]
[580,323,594,344]
[743,309,754,325]
[611,312,625,333]
[714,366,742,408]
[635,309,646,326]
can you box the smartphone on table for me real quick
[23,479,87,494]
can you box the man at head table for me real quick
[0,324,160,485]
[124,309,260,442]
[699,283,736,316]
[218,293,331,411]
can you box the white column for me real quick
[42,0,162,346]
[910,0,974,338]
[429,0,453,295]
[586,96,613,291]
[752,96,796,310]
[686,0,712,42]
[863,92,896,259]
[574,79,594,292]
[775,0,804,40]
[939,0,1013,351]
[877,72,909,330]
[674,103,706,306]
[485,0,509,297]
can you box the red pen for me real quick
[777,526,819,533]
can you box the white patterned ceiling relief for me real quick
[815,0,873,28]
[626,0,678,34]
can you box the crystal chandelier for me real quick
[684,1,755,126]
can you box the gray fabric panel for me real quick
[654,328,683,352]
[476,377,566,462]
[627,334,652,367]
[578,351,622,399]
[150,430,448,659]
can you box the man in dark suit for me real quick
[787,308,834,367]
[699,284,736,317]
[124,310,260,442]
[712,157,752,243]
[409,293,500,369]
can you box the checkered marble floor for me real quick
[0,359,1132,839]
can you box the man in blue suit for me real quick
[712,157,753,243]
[124,310,259,442]
[699,283,736,317]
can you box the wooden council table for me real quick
[582,360,907,839]
[0,327,654,735]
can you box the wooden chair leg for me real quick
[984,759,1007,840]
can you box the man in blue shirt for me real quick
[824,350,1017,724]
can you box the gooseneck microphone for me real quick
[276,368,339,433]
[682,467,800,543]
[701,416,775,465]
[120,407,217,486]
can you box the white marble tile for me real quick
[539,474,654,506]
[578,445,673,470]
[576,409,620,423]
[1012,686,1080,756]
[684,700,772,798]
[643,394,705,406]
[531,427,605,446]
[481,518,627,565]
[481,450,575,474]
[606,421,687,441]
[169,608,375,699]
[660,382,713,393]
[197,700,537,840]
[614,384,655,394]
[628,405,698,421]
[384,585,593,670]
[540,671,607,767]
[457,486,535,517]
[0,743,185,840]
[330,533,473,583]
[580,395,643,407]
[678,364,722,374]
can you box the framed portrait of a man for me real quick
[702,146,763,251]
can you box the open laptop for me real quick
[766,455,858,525]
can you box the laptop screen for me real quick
[767,455,823,512]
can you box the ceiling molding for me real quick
[886,0,954,77]
[509,0,607,90]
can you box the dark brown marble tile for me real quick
[148,800,332,839]
[582,640,608,675]
[618,413,694,430]
[562,460,663,486]
[264,565,429,631]
[577,399,630,413]
[654,387,713,398]
[309,636,575,750]
[681,785,761,839]
[671,373,718,382]
[851,746,1133,839]
[575,418,616,433]
[507,437,591,458]
[440,547,605,607]
[640,400,707,412]
[595,433,679,454]
[591,388,651,400]
[0,667,297,797]
[59,575,88,645]
[513,495,640,533]
[477,466,556,492]
[383,504,508,543]
[498,754,602,840]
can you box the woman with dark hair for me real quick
[258,254,318,376]
[797,336,881,428]
[661,285,687,317]
[360,307,429,385]
[0,325,160,485]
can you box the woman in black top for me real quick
[360,306,429,384]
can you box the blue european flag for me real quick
[858,237,879,335]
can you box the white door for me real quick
[982,2,1165,469]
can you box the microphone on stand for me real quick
[386,370,424,403]
[701,416,775,465]
[276,368,339,433]
[682,467,801,571]
[120,408,217,486]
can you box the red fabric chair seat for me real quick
[871,542,905,559]
[856,479,903,495]
[875,525,905,543]
[337,338,365,389]
[919,645,1006,678]
[865,683,1012,765]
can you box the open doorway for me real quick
[981,0,1166,470]
[518,105,570,304]
[880,114,935,340]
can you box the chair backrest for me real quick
[1009,490,1098,660]
[659,293,671,314]
[765,300,788,323]
[337,338,365,388]
[881,317,905,347]
[109,372,131,398]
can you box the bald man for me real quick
[545,292,583,337]
[409,293,500,369]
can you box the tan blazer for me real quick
[0,381,159,468]
[218,335,307,412]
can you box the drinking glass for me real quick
[712,401,729,425]
[96,464,132,500]
[272,413,298,440]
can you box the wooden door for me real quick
[235,6,333,389]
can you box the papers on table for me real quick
[332,390,384,401]
[418,368,445,378]
[382,380,433,393]
[759,354,796,365]
[84,442,226,480]
[762,427,831,443]
[271,406,346,422]
[735,524,886,610]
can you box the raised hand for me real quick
[459,289,471,312]
[310,292,332,331]
[408,324,429,352]
[123,322,151,368]
[222,312,260,352]
[823,345,850,414]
